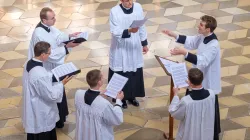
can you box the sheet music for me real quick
[170,63,189,88]
[51,62,78,81]
[159,57,177,74]
[130,18,147,28]
[71,32,89,40]
[105,73,128,99]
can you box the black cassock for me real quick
[52,76,69,128]
[186,88,221,140]
[27,128,57,140]
[108,67,145,100]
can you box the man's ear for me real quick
[186,79,191,87]
[206,27,211,33]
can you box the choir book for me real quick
[52,62,81,82]
[63,32,88,44]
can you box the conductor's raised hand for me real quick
[162,29,177,39]
[170,47,187,56]
[116,91,124,100]
[128,27,139,33]
[62,76,73,85]
[69,32,81,38]
[66,41,80,48]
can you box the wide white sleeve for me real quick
[52,27,70,45]
[102,99,123,126]
[32,34,67,64]
[32,75,64,103]
[109,10,124,39]
[168,96,186,120]
[181,35,202,50]
[196,44,219,71]
[138,7,147,42]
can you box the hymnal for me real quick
[170,63,189,88]
[51,62,81,82]
[63,32,88,44]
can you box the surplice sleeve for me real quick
[32,32,68,64]
[102,99,123,126]
[196,43,219,70]
[32,75,64,103]
[51,27,70,45]
[110,10,130,39]
[183,40,219,70]
[138,5,148,47]
[176,35,202,50]
[168,96,186,120]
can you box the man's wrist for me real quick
[128,28,131,33]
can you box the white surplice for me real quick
[22,58,64,133]
[183,34,221,94]
[28,23,69,71]
[169,89,215,140]
[109,2,147,72]
[75,90,123,140]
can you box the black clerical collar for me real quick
[26,59,43,73]
[203,33,217,44]
[120,3,133,14]
[187,88,210,100]
[84,89,100,106]
[36,22,50,33]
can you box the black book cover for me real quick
[63,38,87,44]
[59,69,81,81]
[52,69,81,82]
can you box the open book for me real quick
[51,62,81,82]
[130,17,147,28]
[170,63,188,88]
[63,32,88,44]
[155,55,188,88]
[105,73,128,99]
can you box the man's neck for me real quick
[121,3,131,10]
[203,32,213,37]
[41,21,50,27]
[90,86,101,91]
[190,85,203,90]
[33,57,43,62]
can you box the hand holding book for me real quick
[63,32,88,44]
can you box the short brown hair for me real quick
[188,68,203,86]
[40,7,53,21]
[86,69,101,88]
[201,15,217,32]
[34,41,51,57]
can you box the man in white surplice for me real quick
[109,0,149,109]
[22,41,72,140]
[75,69,124,140]
[169,68,217,140]
[162,15,221,139]
[28,7,81,128]
[162,15,221,95]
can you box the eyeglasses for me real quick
[46,17,55,21]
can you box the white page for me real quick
[105,73,128,99]
[130,18,147,28]
[170,63,189,88]
[71,32,88,40]
[51,62,78,81]
[78,32,88,40]
[159,57,177,74]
